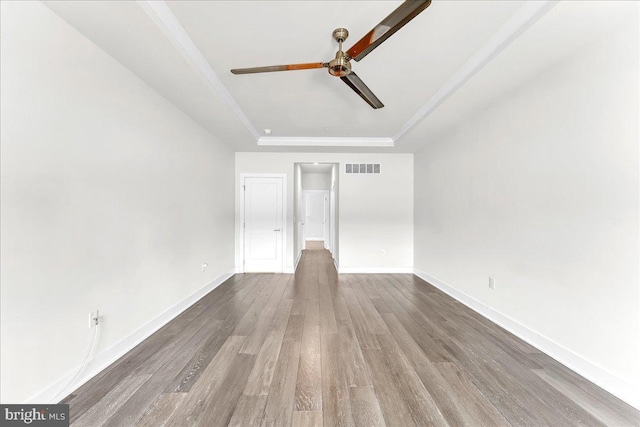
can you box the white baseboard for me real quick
[294,251,302,272]
[413,269,640,410]
[338,266,413,274]
[237,266,295,274]
[28,268,237,404]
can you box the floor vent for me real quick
[345,163,381,174]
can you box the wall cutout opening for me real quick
[294,163,339,271]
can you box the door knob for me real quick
[274,229,281,231]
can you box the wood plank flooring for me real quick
[63,249,640,426]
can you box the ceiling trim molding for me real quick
[257,137,394,147]
[137,0,260,139]
[393,0,559,143]
[136,0,558,148]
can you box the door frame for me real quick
[240,173,287,273]
[302,190,330,246]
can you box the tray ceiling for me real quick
[44,1,635,153]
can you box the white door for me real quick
[304,191,326,242]
[244,177,283,272]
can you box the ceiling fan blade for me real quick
[231,62,326,74]
[341,72,384,109]
[346,0,431,62]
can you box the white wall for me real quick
[301,173,331,190]
[414,22,640,407]
[236,153,413,273]
[0,1,235,403]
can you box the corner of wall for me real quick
[27,268,236,404]
[413,268,640,410]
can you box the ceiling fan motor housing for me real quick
[328,51,351,77]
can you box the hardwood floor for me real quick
[63,249,640,426]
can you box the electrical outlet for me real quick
[381,249,386,256]
[489,277,495,290]
[202,263,208,272]
[89,310,99,328]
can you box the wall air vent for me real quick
[345,163,381,174]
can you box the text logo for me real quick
[0,405,68,426]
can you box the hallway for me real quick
[64,248,639,426]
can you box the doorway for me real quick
[294,163,338,271]
[241,175,286,272]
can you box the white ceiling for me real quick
[44,1,635,153]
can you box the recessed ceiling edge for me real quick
[137,0,260,139]
[258,137,394,147]
[137,0,557,148]
[393,0,558,142]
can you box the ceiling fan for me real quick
[230,0,432,109]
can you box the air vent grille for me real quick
[345,163,381,174]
